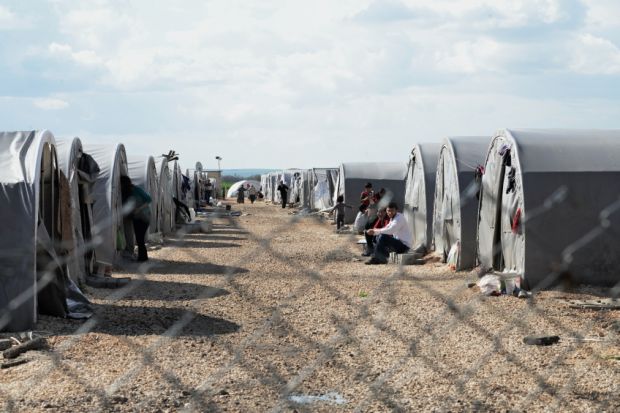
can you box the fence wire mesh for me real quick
[0,189,619,412]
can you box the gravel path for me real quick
[1,201,618,412]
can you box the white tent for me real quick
[272,169,302,205]
[260,174,269,197]
[335,162,408,224]
[309,168,338,210]
[477,129,620,289]
[293,168,339,210]
[432,137,488,269]
[82,143,130,269]
[227,180,261,198]
[298,170,313,208]
[56,137,100,283]
[404,143,440,252]
[128,155,159,236]
[264,172,279,203]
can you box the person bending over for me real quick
[364,202,412,265]
[120,176,152,262]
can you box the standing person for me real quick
[120,176,152,262]
[364,202,412,265]
[237,184,246,203]
[277,180,289,209]
[373,188,386,204]
[362,207,390,256]
[248,184,257,204]
[326,195,353,230]
[205,179,213,205]
[360,182,374,209]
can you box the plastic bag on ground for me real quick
[478,274,501,296]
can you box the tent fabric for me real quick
[404,143,440,251]
[307,168,338,210]
[276,169,302,204]
[185,168,208,208]
[264,172,279,203]
[55,137,100,283]
[171,160,184,202]
[227,180,261,198]
[335,162,407,224]
[155,157,175,234]
[0,130,58,331]
[171,160,190,224]
[432,137,488,270]
[301,170,313,208]
[128,155,159,235]
[82,143,129,267]
[477,128,620,289]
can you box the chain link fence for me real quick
[1,190,619,412]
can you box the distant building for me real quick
[206,169,222,197]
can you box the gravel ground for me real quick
[1,201,618,412]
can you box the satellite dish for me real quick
[196,162,203,172]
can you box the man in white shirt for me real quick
[365,201,412,264]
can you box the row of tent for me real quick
[261,168,340,211]
[0,130,214,332]
[262,129,620,291]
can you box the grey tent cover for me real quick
[336,162,407,224]
[404,143,440,250]
[477,128,620,289]
[433,136,488,270]
[0,130,55,331]
[82,143,129,267]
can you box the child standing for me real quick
[327,195,353,230]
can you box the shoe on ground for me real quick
[365,257,386,265]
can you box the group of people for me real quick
[327,182,412,265]
[236,183,260,204]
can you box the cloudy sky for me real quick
[1,0,619,169]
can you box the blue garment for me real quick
[130,186,152,223]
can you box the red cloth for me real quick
[360,190,372,207]
[373,217,390,230]
[512,208,521,234]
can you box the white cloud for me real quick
[570,34,620,74]
[33,98,69,110]
[48,42,104,66]
[0,5,21,30]
[583,0,620,29]
[2,0,620,169]
[434,38,503,73]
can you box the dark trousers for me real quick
[336,214,344,229]
[249,195,256,204]
[133,219,149,261]
[280,192,287,208]
[364,231,377,251]
[205,190,212,204]
[373,234,409,263]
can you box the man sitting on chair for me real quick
[364,201,412,265]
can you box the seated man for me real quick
[365,202,412,264]
[362,207,390,256]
